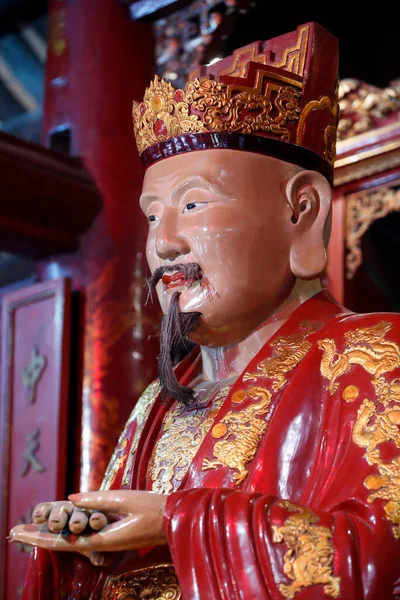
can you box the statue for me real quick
[10,22,400,599]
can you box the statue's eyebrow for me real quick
[171,176,227,204]
[139,176,227,213]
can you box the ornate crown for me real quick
[133,23,339,182]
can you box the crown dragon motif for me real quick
[133,75,302,156]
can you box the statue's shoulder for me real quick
[315,309,400,400]
[322,309,400,341]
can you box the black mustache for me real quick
[146,262,202,302]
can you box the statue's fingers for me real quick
[10,521,119,553]
[68,508,90,534]
[9,524,82,551]
[68,490,132,514]
[89,512,108,531]
[32,502,55,524]
[47,502,74,533]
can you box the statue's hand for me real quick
[394,578,400,600]
[9,490,167,554]
[30,500,109,534]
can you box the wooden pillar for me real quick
[40,0,159,491]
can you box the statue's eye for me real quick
[148,215,157,222]
[182,202,207,213]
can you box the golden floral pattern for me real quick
[202,386,272,484]
[148,385,232,494]
[100,380,160,490]
[272,501,340,599]
[318,321,400,537]
[132,75,301,155]
[101,565,180,599]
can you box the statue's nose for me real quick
[156,207,190,261]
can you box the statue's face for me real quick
[140,149,299,347]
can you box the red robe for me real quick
[22,291,400,598]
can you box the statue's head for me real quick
[133,23,339,403]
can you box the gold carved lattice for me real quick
[148,385,231,494]
[318,322,400,537]
[338,78,400,141]
[272,501,340,599]
[132,75,301,155]
[101,565,180,599]
[346,187,400,279]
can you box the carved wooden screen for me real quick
[0,278,71,600]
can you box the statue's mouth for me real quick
[162,271,202,291]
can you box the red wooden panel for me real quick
[0,278,71,600]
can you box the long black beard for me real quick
[146,263,203,406]
[159,292,201,405]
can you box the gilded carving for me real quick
[272,502,340,599]
[243,322,322,390]
[148,385,231,494]
[342,384,359,402]
[101,381,160,490]
[346,187,400,280]
[102,565,181,599]
[202,386,272,484]
[296,96,339,165]
[132,75,301,155]
[338,78,400,141]
[351,398,400,538]
[318,321,400,395]
[318,322,400,537]
[220,26,310,78]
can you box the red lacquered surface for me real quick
[40,0,159,492]
[0,279,71,600]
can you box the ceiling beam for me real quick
[127,0,191,20]
[18,21,47,63]
[0,55,39,112]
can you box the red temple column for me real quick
[40,0,159,491]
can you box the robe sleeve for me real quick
[22,547,110,599]
[164,487,399,599]
[22,547,66,600]
[164,314,400,599]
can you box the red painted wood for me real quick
[0,278,71,600]
[40,0,159,492]
[0,132,101,257]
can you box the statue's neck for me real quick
[200,279,322,385]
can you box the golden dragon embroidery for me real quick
[243,321,322,390]
[272,501,340,599]
[148,386,231,494]
[318,321,400,395]
[202,386,272,484]
[318,321,400,537]
[353,398,400,537]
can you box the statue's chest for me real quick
[147,384,233,494]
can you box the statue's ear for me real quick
[285,170,332,280]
